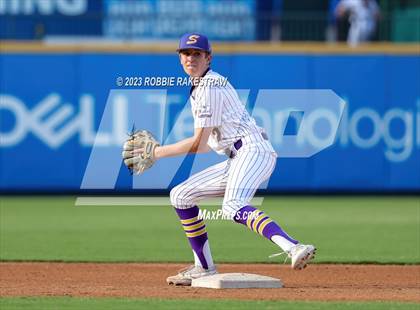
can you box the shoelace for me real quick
[177,265,197,275]
[268,251,291,264]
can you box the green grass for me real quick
[0,297,418,310]
[0,196,419,263]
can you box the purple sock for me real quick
[234,205,298,244]
[174,206,209,269]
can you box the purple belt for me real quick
[229,139,242,158]
[229,139,243,158]
[229,133,268,159]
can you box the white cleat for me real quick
[166,265,217,286]
[289,244,316,270]
[270,244,316,270]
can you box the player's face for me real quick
[179,49,211,77]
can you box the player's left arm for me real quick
[154,127,212,159]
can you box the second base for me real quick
[191,273,283,289]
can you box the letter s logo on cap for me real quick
[187,35,199,44]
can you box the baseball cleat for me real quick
[166,265,217,286]
[269,244,316,270]
[289,244,316,270]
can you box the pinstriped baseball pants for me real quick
[170,148,277,218]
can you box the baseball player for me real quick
[336,0,380,46]
[128,33,316,286]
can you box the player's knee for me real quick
[170,184,193,208]
[169,185,181,207]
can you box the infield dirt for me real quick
[0,263,419,302]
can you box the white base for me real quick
[191,273,283,289]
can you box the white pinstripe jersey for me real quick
[190,69,273,155]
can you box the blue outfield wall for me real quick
[0,52,419,192]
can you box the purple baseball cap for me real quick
[177,33,211,53]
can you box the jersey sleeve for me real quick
[193,85,223,128]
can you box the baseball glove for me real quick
[122,130,160,175]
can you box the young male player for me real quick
[152,33,316,286]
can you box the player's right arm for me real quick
[155,83,220,159]
[154,127,212,159]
